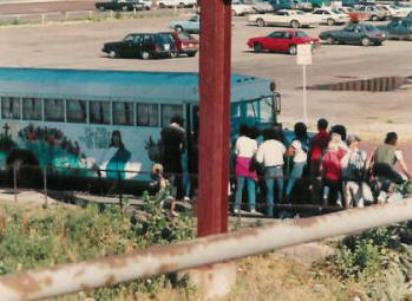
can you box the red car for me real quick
[247,30,320,55]
[171,31,199,57]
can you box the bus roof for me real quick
[0,67,274,104]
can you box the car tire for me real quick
[178,2,185,8]
[232,10,238,16]
[256,18,265,27]
[97,6,105,11]
[371,15,379,21]
[326,36,335,45]
[290,20,300,28]
[188,52,197,57]
[108,50,118,58]
[170,51,178,58]
[121,5,129,11]
[361,37,370,46]
[253,43,263,52]
[159,2,166,8]
[327,18,335,26]
[289,44,297,55]
[141,51,151,60]
[175,25,184,32]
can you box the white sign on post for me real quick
[297,44,312,65]
[297,44,312,123]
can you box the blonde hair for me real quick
[328,133,342,151]
[152,163,164,175]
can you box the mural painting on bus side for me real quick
[17,124,92,176]
[145,136,163,164]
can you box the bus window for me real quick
[89,101,110,125]
[67,99,87,123]
[259,97,274,123]
[1,97,21,120]
[161,104,183,127]
[136,103,158,127]
[22,98,42,121]
[44,99,64,122]
[113,102,134,126]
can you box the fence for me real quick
[0,198,410,301]
[0,7,195,26]
[2,162,357,217]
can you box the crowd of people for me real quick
[233,118,411,217]
[152,115,411,218]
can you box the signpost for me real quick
[297,44,312,124]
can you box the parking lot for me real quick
[0,14,411,139]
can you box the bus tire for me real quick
[6,150,41,188]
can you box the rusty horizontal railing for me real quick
[0,199,411,301]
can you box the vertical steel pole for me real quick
[197,0,231,237]
[302,64,308,123]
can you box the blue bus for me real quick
[0,68,281,187]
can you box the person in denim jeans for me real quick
[285,122,309,202]
[233,125,258,214]
[256,129,286,217]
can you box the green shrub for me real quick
[0,191,194,300]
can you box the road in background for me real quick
[0,0,95,14]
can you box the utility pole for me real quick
[197,0,232,237]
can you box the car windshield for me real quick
[189,16,198,22]
[177,32,193,40]
[332,9,342,14]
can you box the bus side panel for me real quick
[0,120,161,183]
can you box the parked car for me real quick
[375,4,403,18]
[248,9,319,28]
[157,0,196,8]
[378,18,412,40]
[171,31,199,56]
[247,30,320,55]
[95,0,145,11]
[250,0,275,13]
[312,7,350,25]
[356,5,387,21]
[319,22,386,46]
[102,32,177,59]
[169,15,200,34]
[232,0,256,16]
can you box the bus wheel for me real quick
[7,151,41,188]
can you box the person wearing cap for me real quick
[370,132,410,191]
[341,135,370,208]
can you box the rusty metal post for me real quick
[13,164,17,203]
[197,0,231,236]
[43,167,48,209]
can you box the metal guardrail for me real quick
[0,199,411,301]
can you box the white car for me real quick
[376,4,403,18]
[248,9,319,28]
[395,3,412,17]
[157,0,196,8]
[232,0,255,16]
[249,0,274,13]
[312,7,350,25]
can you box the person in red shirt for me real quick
[321,133,347,206]
[308,118,329,178]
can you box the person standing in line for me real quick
[321,133,347,206]
[160,115,186,217]
[341,135,369,208]
[285,122,309,203]
[308,118,329,178]
[233,125,258,214]
[255,128,286,217]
